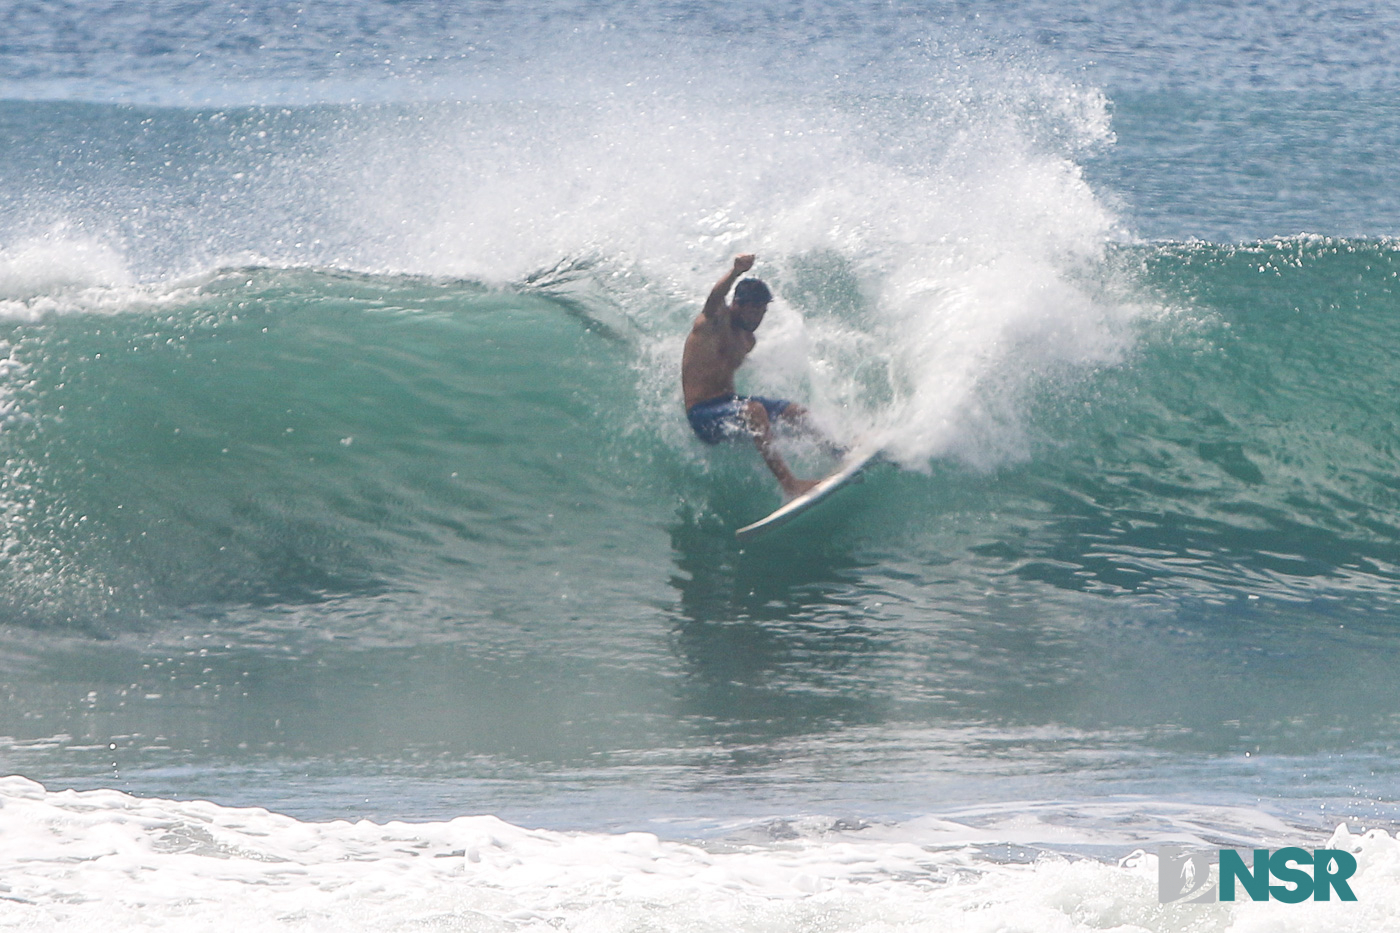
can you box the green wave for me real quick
[3,241,1400,637]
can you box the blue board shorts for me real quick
[686,394,791,445]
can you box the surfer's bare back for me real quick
[682,254,820,499]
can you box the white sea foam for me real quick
[2,777,1398,932]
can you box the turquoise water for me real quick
[4,2,1400,930]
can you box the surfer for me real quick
[682,253,823,500]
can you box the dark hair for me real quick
[733,278,773,306]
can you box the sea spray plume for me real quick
[265,46,1125,474]
[344,58,1125,473]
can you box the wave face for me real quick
[989,237,1400,608]
[0,267,638,632]
[4,239,1400,630]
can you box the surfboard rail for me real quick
[734,446,881,542]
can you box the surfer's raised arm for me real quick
[702,253,756,318]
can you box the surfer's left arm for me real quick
[702,253,755,318]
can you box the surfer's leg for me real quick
[742,400,818,500]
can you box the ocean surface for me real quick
[4,1,1400,929]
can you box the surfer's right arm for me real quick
[702,253,756,318]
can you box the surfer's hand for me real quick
[733,254,755,274]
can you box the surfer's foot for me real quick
[782,478,821,501]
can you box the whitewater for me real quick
[5,1,1400,931]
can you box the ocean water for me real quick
[4,1,1400,929]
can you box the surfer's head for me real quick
[731,278,772,332]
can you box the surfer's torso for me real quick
[681,308,756,410]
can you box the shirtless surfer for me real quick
[682,254,824,500]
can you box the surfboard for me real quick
[735,446,882,542]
